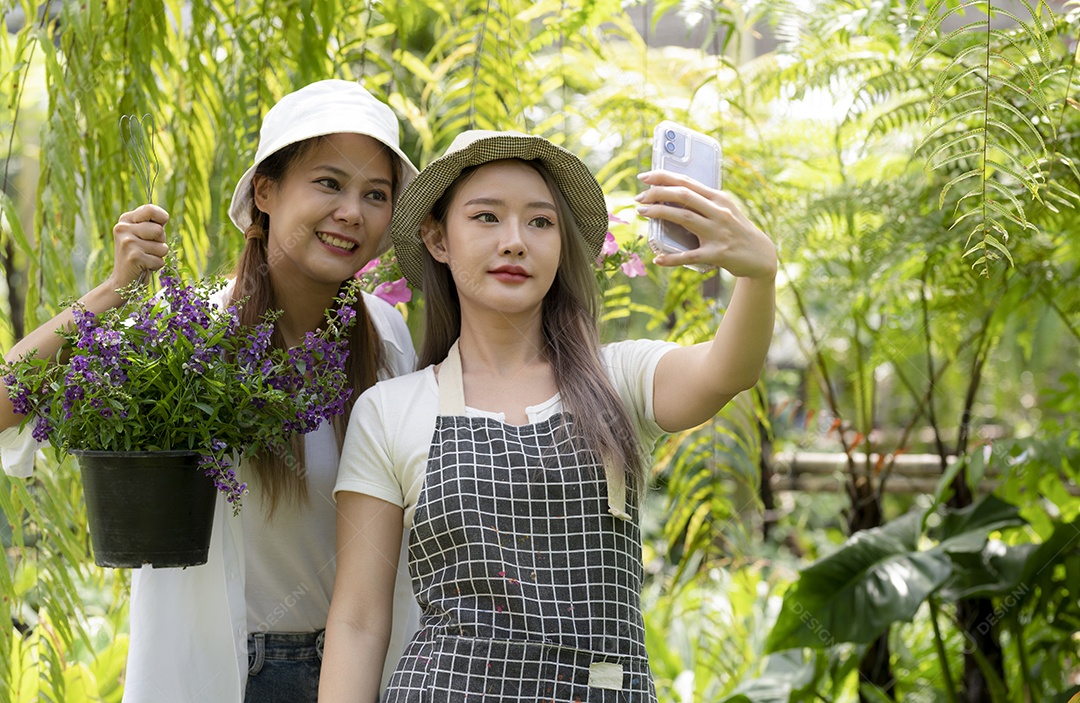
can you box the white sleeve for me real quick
[0,425,41,479]
[335,385,405,508]
[601,339,679,447]
[363,292,418,379]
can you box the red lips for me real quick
[489,265,530,282]
[490,265,528,276]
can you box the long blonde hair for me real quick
[418,160,645,490]
[230,137,398,516]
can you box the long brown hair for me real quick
[230,137,399,516]
[418,160,645,491]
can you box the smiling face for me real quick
[254,133,394,292]
[423,159,563,320]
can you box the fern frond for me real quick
[914,20,990,67]
[920,110,988,162]
[934,61,987,101]
[985,117,1044,164]
[983,177,1033,214]
[939,168,982,207]
[983,198,1037,232]
[985,156,1042,195]
[913,0,979,48]
[911,0,1065,270]
[927,145,985,174]
[923,129,985,169]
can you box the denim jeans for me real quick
[244,630,324,703]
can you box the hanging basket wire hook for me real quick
[119,113,161,288]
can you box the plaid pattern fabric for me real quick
[383,412,657,703]
[387,634,653,702]
[390,132,610,289]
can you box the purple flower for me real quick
[223,307,241,337]
[620,253,647,278]
[133,309,166,347]
[331,305,357,327]
[63,356,99,418]
[372,278,412,306]
[62,383,86,419]
[199,452,247,506]
[69,355,91,374]
[238,324,274,371]
[608,212,629,224]
[5,376,33,416]
[184,343,221,375]
[72,309,98,347]
[31,416,52,442]
[5,264,366,513]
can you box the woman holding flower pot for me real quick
[321,131,777,702]
[1,80,421,702]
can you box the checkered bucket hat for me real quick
[390,130,609,289]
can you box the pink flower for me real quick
[608,212,629,225]
[600,231,619,258]
[620,253,646,278]
[357,259,380,275]
[372,278,412,306]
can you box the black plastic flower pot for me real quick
[73,450,217,568]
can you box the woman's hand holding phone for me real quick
[636,170,777,280]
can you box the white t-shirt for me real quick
[335,339,677,530]
[1,290,418,702]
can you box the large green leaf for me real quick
[765,511,953,652]
[1019,517,1080,586]
[720,651,816,703]
[932,493,1026,554]
[937,540,1036,601]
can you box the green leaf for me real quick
[985,97,1048,154]
[1019,517,1080,585]
[765,511,952,651]
[722,650,816,703]
[983,231,1017,265]
[939,168,982,206]
[913,19,989,67]
[937,540,1036,601]
[192,402,217,418]
[918,101,986,150]
[933,490,1023,550]
[922,128,985,169]
[61,662,101,703]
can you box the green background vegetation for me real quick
[1,1,1078,701]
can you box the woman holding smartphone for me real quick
[321,130,776,702]
[1,80,420,702]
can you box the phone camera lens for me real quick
[664,129,676,140]
[664,141,676,153]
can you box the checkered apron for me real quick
[383,343,657,702]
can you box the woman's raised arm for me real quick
[636,170,777,432]
[1,204,169,431]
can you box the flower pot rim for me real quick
[71,449,202,459]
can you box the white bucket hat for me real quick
[228,79,419,247]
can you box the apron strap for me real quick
[438,340,467,416]
[603,462,630,521]
[437,339,629,520]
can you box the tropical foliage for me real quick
[1,0,1078,701]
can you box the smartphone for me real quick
[647,120,722,273]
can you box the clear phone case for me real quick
[647,121,722,273]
